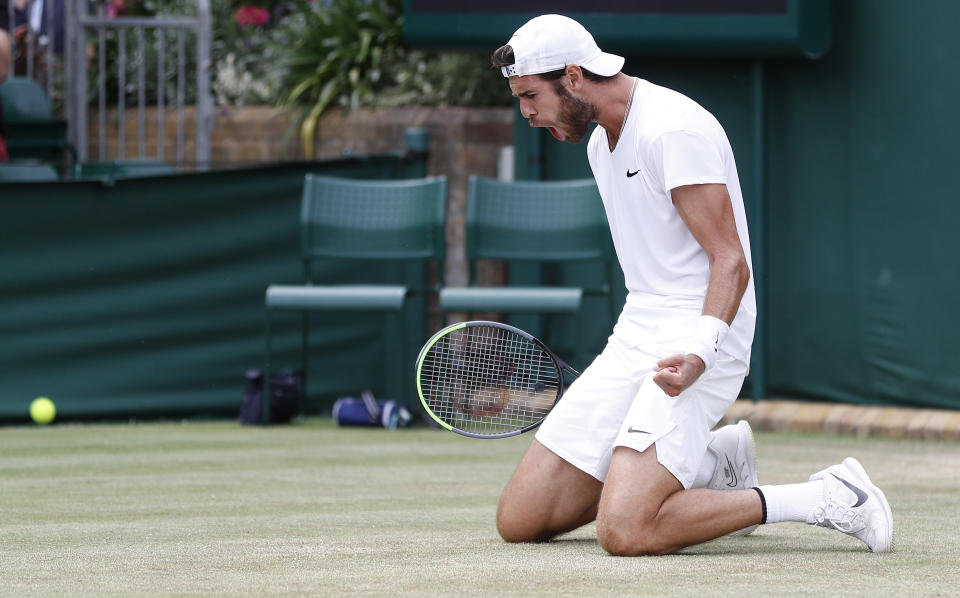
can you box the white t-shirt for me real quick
[587,78,756,362]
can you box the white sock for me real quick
[758,481,825,524]
[692,450,718,488]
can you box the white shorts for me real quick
[535,304,749,488]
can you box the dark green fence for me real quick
[0,154,429,422]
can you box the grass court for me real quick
[2,420,958,597]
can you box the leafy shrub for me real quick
[272,0,510,156]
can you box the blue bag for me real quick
[332,390,411,429]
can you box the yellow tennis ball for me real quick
[30,397,56,425]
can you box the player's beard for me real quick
[553,82,597,144]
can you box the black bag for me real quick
[239,368,302,425]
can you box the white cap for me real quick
[501,14,624,78]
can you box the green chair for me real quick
[263,174,447,422]
[0,78,75,169]
[440,176,614,360]
[0,77,54,121]
[0,162,59,181]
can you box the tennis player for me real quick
[491,14,892,554]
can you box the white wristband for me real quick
[686,315,730,371]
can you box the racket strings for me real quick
[420,326,561,436]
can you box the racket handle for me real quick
[557,359,580,378]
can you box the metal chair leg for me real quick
[301,311,310,416]
[385,311,404,403]
[263,309,272,425]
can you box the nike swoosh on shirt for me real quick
[626,169,640,178]
[627,427,651,434]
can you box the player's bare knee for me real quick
[597,516,670,556]
[598,528,671,556]
[495,510,526,542]
[497,522,550,543]
[598,521,640,556]
[496,497,542,543]
[496,511,551,543]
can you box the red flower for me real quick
[234,5,270,27]
[106,0,126,19]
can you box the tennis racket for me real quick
[415,321,580,439]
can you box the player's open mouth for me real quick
[547,126,565,141]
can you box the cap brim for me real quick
[580,51,624,77]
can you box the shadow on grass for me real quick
[538,534,869,556]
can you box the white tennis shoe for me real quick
[807,457,893,553]
[707,420,759,536]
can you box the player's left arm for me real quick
[653,183,750,396]
[674,183,750,324]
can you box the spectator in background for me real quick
[1,8,10,81]
[1,0,29,162]
[29,0,65,54]
[1,2,13,160]
[11,0,63,91]
[1,0,28,73]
